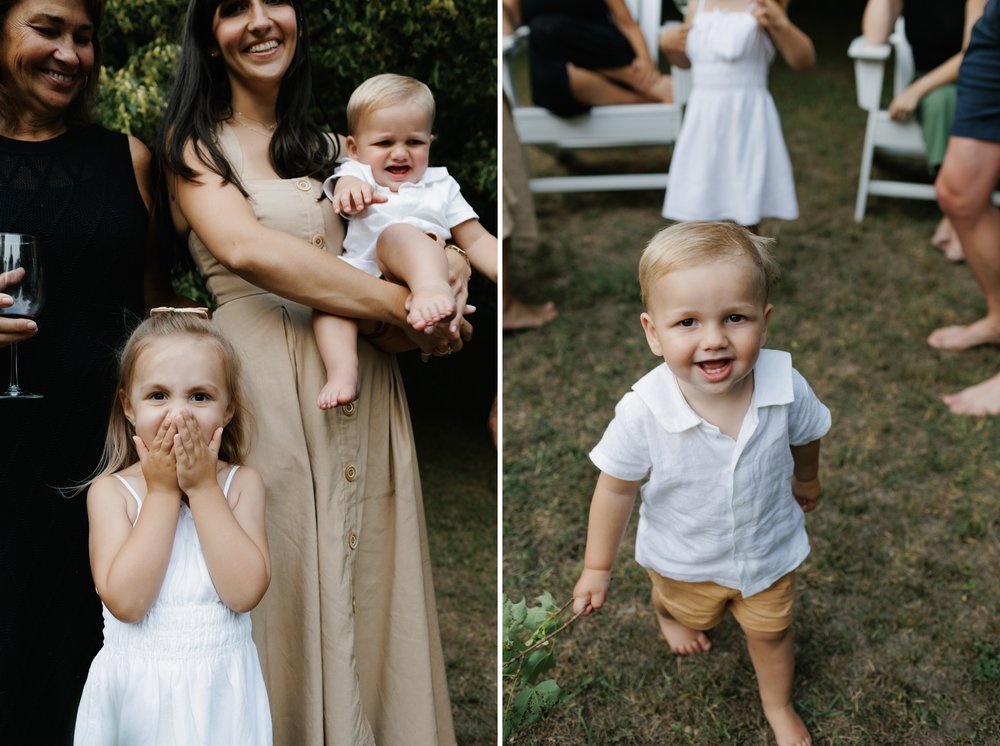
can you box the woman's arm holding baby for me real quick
[572,472,641,615]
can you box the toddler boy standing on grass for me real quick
[572,221,831,746]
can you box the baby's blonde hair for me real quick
[81,312,252,492]
[346,73,435,135]
[639,221,780,310]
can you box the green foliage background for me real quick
[94,0,497,221]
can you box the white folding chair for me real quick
[503,0,690,194]
[848,17,1000,221]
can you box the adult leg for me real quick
[502,241,557,330]
[526,5,671,115]
[929,136,1000,350]
[743,626,811,746]
[920,85,964,260]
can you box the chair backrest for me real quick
[890,16,915,95]
[630,0,665,67]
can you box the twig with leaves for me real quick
[502,592,583,742]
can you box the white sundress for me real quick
[74,466,272,746]
[662,0,798,225]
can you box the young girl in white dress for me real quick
[74,310,271,746]
[661,0,815,229]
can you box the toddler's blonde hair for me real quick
[639,221,780,309]
[81,312,252,492]
[346,73,435,135]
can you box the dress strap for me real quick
[113,473,144,527]
[112,473,143,506]
[222,464,241,497]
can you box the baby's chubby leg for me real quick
[743,626,811,746]
[376,224,455,331]
[651,589,711,655]
[312,310,360,409]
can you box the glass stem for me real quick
[8,343,22,394]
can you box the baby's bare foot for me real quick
[653,602,710,655]
[317,374,358,410]
[406,283,455,331]
[928,317,1000,350]
[763,702,811,746]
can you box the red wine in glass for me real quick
[0,233,44,399]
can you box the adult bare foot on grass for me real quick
[763,702,812,746]
[503,297,557,330]
[941,372,1000,415]
[652,594,710,655]
[927,316,1000,350]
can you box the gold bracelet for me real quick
[445,243,470,265]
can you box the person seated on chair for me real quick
[504,0,673,117]
[863,0,987,261]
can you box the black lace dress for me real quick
[0,124,146,744]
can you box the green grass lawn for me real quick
[414,401,498,745]
[503,7,1000,745]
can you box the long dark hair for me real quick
[156,0,339,196]
[0,0,105,131]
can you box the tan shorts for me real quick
[647,570,795,633]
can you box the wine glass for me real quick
[0,233,44,399]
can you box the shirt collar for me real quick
[396,166,449,191]
[631,349,793,433]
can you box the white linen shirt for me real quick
[590,349,831,597]
[321,159,478,277]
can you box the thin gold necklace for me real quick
[232,110,276,137]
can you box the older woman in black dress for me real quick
[0,0,167,741]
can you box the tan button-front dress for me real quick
[187,124,455,746]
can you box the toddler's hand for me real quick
[659,23,689,57]
[173,409,222,495]
[749,0,790,33]
[331,175,387,216]
[792,475,821,513]
[134,416,180,495]
[572,567,612,616]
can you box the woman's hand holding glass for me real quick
[0,285,38,347]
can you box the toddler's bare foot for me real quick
[927,317,1000,350]
[406,283,455,331]
[317,374,358,410]
[503,297,557,330]
[763,702,811,746]
[941,372,1000,416]
[653,599,710,655]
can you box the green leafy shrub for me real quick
[502,592,577,742]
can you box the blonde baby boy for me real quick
[316,73,497,409]
[572,221,830,746]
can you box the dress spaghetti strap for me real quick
[112,474,143,506]
[222,465,240,497]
